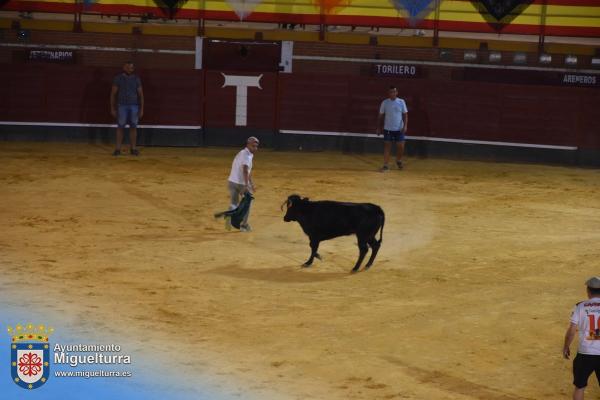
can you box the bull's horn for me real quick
[280,199,288,211]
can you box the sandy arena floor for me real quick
[1,142,599,399]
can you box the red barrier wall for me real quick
[0,64,204,126]
[1,63,599,150]
[278,74,600,149]
[278,75,430,136]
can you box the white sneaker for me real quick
[240,224,252,232]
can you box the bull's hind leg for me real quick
[351,239,369,273]
[303,239,321,267]
[364,237,381,270]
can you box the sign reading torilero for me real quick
[373,64,421,78]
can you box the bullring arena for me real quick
[1,0,600,399]
[1,142,600,399]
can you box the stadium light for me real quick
[488,52,501,63]
[565,55,578,66]
[539,54,552,64]
[513,52,527,65]
[463,50,477,62]
[17,29,30,42]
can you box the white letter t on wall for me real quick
[221,73,263,126]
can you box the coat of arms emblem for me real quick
[8,323,53,389]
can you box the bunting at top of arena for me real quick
[2,0,600,37]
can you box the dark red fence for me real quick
[0,64,204,126]
[1,63,599,150]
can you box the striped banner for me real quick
[82,0,98,9]
[156,0,189,17]
[313,0,349,13]
[225,0,263,19]
[2,0,600,37]
[391,0,437,26]
[479,0,532,20]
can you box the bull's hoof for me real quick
[315,254,322,261]
[350,268,360,274]
[302,263,313,268]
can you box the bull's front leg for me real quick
[303,239,321,267]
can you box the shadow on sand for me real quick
[204,264,350,283]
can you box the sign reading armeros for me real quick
[562,74,598,87]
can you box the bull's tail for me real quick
[378,211,385,244]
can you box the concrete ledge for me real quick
[422,140,580,166]
[275,132,589,167]
[0,124,595,167]
[203,128,277,148]
[139,128,202,147]
[0,125,112,144]
[0,125,202,147]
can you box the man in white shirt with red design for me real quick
[564,276,600,400]
[226,137,259,232]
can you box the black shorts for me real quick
[383,129,405,142]
[573,353,600,388]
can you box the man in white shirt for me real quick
[226,137,259,232]
[563,277,600,400]
[376,86,408,172]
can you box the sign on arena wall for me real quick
[27,49,76,64]
[462,67,599,88]
[372,64,422,78]
[561,74,599,88]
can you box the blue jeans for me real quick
[117,104,139,128]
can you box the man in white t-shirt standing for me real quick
[376,86,408,172]
[563,277,600,400]
[226,137,259,232]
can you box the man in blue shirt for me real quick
[376,86,408,171]
[110,61,144,156]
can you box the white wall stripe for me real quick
[0,43,195,55]
[194,36,204,70]
[279,129,578,150]
[293,55,600,75]
[282,129,379,138]
[0,121,202,129]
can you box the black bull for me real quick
[282,195,385,273]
